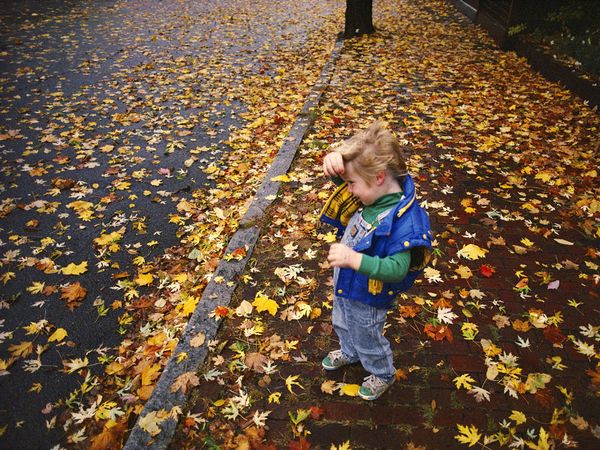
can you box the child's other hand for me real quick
[323,152,345,178]
[328,243,362,270]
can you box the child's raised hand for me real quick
[323,152,345,178]
[328,243,362,270]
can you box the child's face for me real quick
[343,162,378,206]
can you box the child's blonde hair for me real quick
[335,121,407,184]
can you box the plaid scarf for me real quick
[320,182,362,228]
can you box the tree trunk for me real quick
[344,0,375,38]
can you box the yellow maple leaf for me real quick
[23,320,48,335]
[48,328,68,343]
[203,163,219,175]
[461,322,479,340]
[138,410,168,436]
[321,231,337,243]
[520,238,534,247]
[105,361,124,375]
[526,427,550,450]
[455,424,481,447]
[270,174,291,182]
[457,244,488,260]
[141,363,161,386]
[453,373,476,390]
[455,265,473,279]
[114,181,131,190]
[172,273,188,283]
[94,231,123,252]
[135,272,154,286]
[331,441,351,450]
[534,172,552,183]
[178,295,199,317]
[26,282,46,294]
[252,291,279,316]
[62,261,88,275]
[509,410,526,425]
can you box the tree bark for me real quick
[344,0,375,38]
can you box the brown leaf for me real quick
[243,426,267,448]
[289,437,311,450]
[170,371,200,395]
[512,319,531,332]
[309,406,324,420]
[586,367,600,386]
[399,305,420,318]
[543,326,566,346]
[244,352,268,373]
[320,380,336,395]
[395,368,409,381]
[89,422,126,450]
[423,323,454,342]
[534,388,554,408]
[405,443,427,450]
[51,178,75,190]
[60,282,87,309]
[432,297,452,309]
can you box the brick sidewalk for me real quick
[172,1,599,448]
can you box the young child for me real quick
[320,121,432,400]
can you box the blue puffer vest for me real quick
[320,174,433,309]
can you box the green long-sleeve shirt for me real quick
[357,192,411,283]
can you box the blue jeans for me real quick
[332,295,395,381]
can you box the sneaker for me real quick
[358,374,395,400]
[321,350,355,371]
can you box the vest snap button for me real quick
[404,241,410,247]
[337,289,343,294]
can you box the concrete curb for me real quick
[123,38,344,449]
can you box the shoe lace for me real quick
[363,374,386,391]
[329,350,345,363]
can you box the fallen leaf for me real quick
[170,371,200,394]
[48,328,67,343]
[60,282,87,309]
[244,352,268,373]
[61,261,88,275]
[457,244,488,260]
[340,383,360,397]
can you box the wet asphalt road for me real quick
[0,0,339,448]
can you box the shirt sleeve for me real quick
[358,251,411,283]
